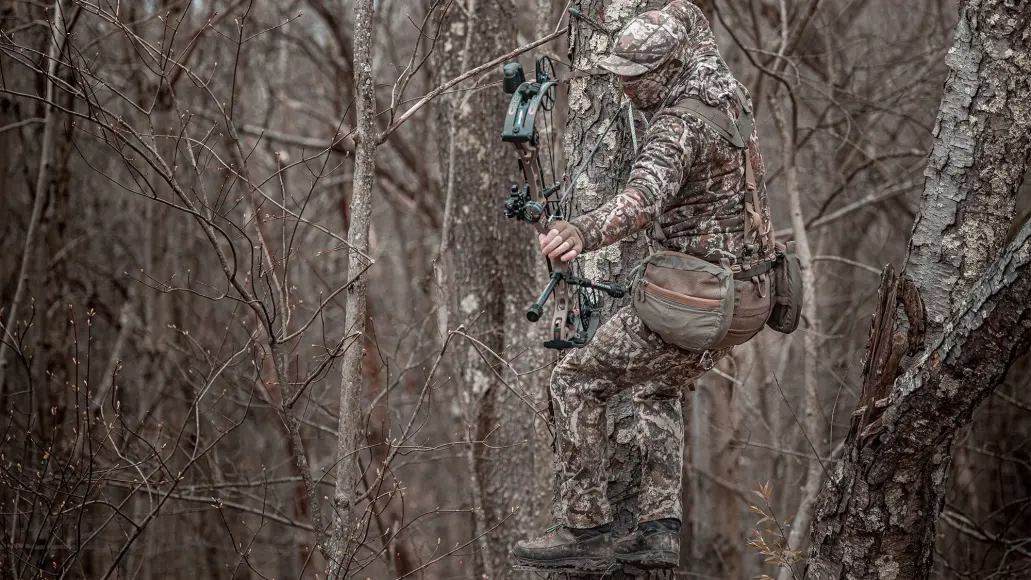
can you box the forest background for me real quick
[3,0,1031,579]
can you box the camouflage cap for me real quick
[597,10,685,77]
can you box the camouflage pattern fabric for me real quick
[547,0,773,532]
[596,10,684,78]
[552,306,729,528]
[574,0,775,266]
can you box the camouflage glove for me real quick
[539,220,585,263]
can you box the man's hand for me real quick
[539,221,584,262]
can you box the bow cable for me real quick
[500,55,628,348]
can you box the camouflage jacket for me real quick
[571,1,773,266]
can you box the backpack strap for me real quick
[734,87,755,151]
[665,91,776,273]
[732,89,778,264]
[672,99,747,148]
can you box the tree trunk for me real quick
[688,367,744,578]
[805,1,1031,578]
[327,0,377,576]
[562,1,667,578]
[770,98,824,580]
[432,1,552,576]
[0,0,65,391]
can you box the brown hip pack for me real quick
[631,250,773,351]
[633,90,798,350]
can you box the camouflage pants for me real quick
[552,304,727,529]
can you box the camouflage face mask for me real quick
[620,73,668,110]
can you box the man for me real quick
[512,0,774,572]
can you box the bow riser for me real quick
[502,80,558,144]
[510,133,577,347]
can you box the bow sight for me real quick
[500,56,626,350]
[504,183,555,223]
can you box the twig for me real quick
[811,255,882,275]
[379,28,568,141]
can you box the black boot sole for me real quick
[615,550,678,569]
[513,557,613,573]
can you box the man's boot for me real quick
[511,523,613,571]
[613,518,680,569]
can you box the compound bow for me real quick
[500,56,626,350]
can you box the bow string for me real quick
[500,56,627,350]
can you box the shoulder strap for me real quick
[670,90,755,149]
[665,92,776,268]
[671,98,746,149]
[734,88,754,150]
[731,88,777,262]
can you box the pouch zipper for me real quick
[639,279,722,309]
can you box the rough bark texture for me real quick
[432,2,552,576]
[327,0,377,576]
[808,225,1031,579]
[904,0,1031,341]
[805,2,1031,578]
[561,1,667,578]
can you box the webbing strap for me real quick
[734,88,755,150]
[673,99,746,148]
[733,259,774,280]
[668,91,775,266]
[651,219,667,242]
[733,88,772,259]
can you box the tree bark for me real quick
[327,0,377,576]
[432,1,552,576]
[904,0,1031,343]
[805,2,1031,578]
[562,1,667,578]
